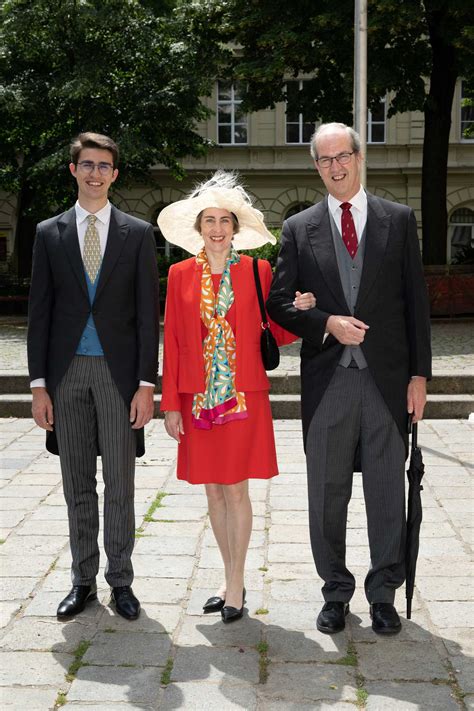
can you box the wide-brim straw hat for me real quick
[157,187,276,255]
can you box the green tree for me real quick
[0,0,220,277]
[182,0,474,264]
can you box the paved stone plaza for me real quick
[0,414,473,710]
[0,315,473,708]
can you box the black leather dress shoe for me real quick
[370,603,401,635]
[316,601,350,634]
[221,588,246,624]
[110,586,140,620]
[57,584,97,619]
[203,595,225,613]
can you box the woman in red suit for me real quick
[159,172,315,622]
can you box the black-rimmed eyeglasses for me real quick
[77,161,114,175]
[316,151,355,168]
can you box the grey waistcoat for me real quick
[329,211,368,369]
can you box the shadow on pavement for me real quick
[52,600,182,709]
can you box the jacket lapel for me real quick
[355,193,391,310]
[58,207,88,299]
[306,198,349,312]
[95,206,129,301]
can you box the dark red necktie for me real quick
[340,202,358,259]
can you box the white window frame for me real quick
[448,206,474,263]
[460,81,474,143]
[285,80,313,144]
[217,81,248,145]
[367,97,386,144]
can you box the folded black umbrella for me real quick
[405,421,425,619]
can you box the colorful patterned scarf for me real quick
[192,248,247,429]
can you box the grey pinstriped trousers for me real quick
[54,356,136,587]
[306,365,406,604]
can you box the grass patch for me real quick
[54,692,67,707]
[104,628,116,633]
[255,608,269,615]
[143,492,168,523]
[355,672,368,709]
[330,641,357,667]
[65,640,91,683]
[258,566,268,572]
[161,657,174,685]
[355,688,368,707]
[445,660,466,703]
[256,641,269,684]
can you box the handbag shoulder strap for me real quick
[253,257,269,326]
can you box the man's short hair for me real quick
[310,123,361,161]
[70,132,119,167]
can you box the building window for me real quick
[449,207,474,263]
[285,202,313,219]
[217,81,248,145]
[460,81,474,141]
[285,81,314,144]
[367,97,386,143]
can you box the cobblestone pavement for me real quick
[0,416,472,710]
[1,317,473,375]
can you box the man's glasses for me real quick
[316,151,355,169]
[77,161,114,175]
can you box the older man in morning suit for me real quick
[267,122,431,635]
[28,132,159,620]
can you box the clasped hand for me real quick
[293,291,316,310]
[327,315,369,345]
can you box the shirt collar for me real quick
[75,200,112,225]
[328,186,367,217]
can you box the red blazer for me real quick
[161,254,297,411]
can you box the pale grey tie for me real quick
[83,214,101,283]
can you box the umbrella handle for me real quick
[408,414,418,449]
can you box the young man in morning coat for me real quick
[28,132,159,621]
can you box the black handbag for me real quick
[253,257,280,371]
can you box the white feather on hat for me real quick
[157,172,276,255]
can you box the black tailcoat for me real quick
[266,193,432,456]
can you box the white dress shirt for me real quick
[31,200,154,389]
[328,185,368,242]
[75,200,111,257]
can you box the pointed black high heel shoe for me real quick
[203,595,226,613]
[221,587,246,623]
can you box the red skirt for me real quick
[176,391,279,485]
